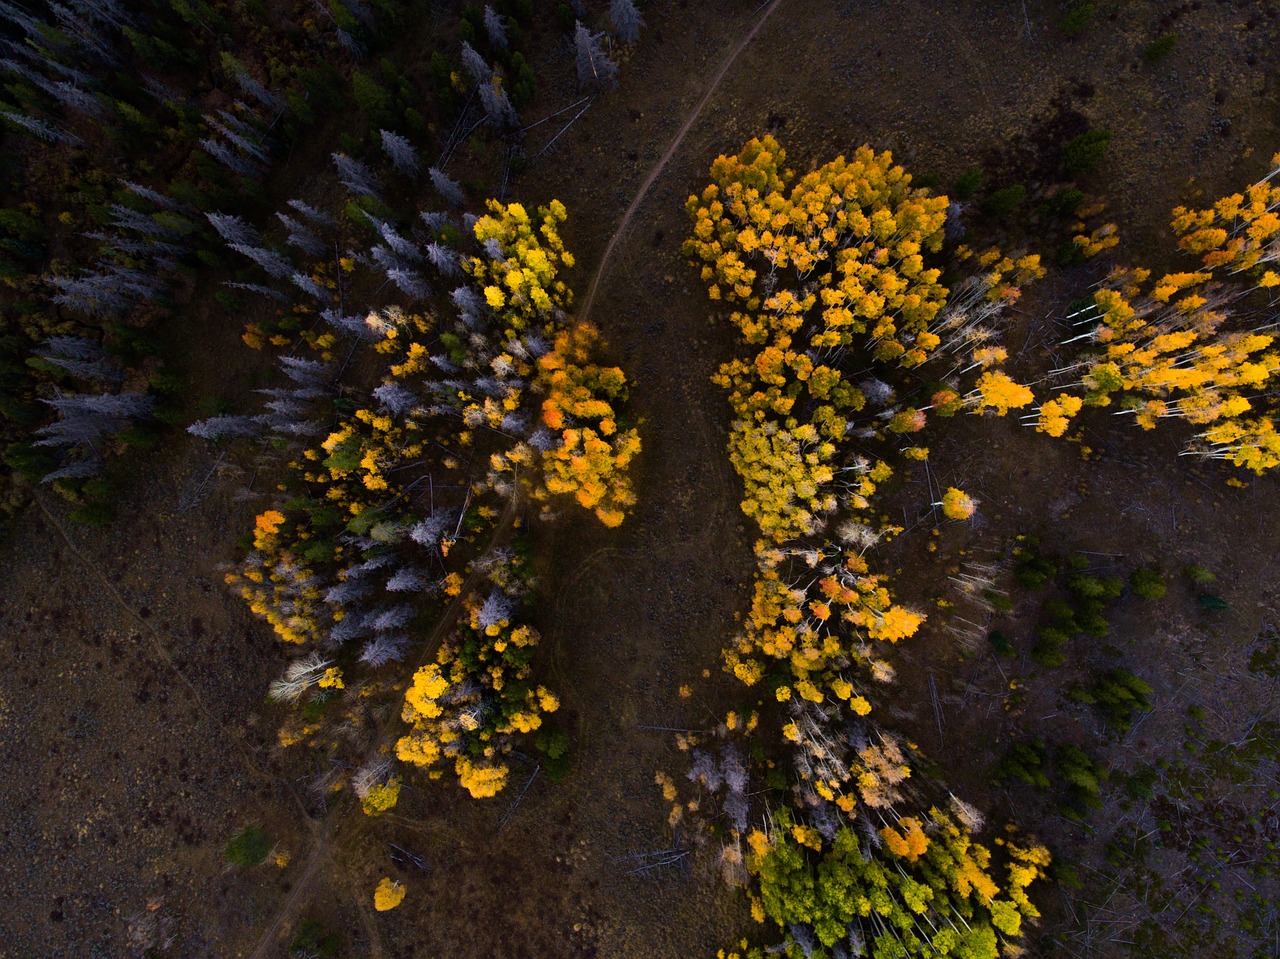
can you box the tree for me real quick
[332,151,382,199]
[479,78,518,130]
[34,336,122,384]
[483,5,509,50]
[574,22,618,91]
[609,0,644,43]
[1041,154,1280,472]
[373,877,406,911]
[380,128,420,176]
[429,166,466,208]
[460,40,491,86]
[939,487,976,520]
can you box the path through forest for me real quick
[578,0,783,325]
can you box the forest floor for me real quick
[2,0,1279,957]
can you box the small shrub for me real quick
[988,629,1017,658]
[1143,33,1178,61]
[1183,564,1216,584]
[290,918,341,958]
[1197,593,1229,613]
[1073,668,1154,733]
[535,727,570,781]
[1055,743,1107,818]
[988,592,1015,613]
[1014,552,1056,590]
[225,824,271,866]
[1048,859,1082,889]
[1039,187,1085,218]
[953,167,984,199]
[1123,766,1158,802]
[1130,566,1166,600]
[554,2,575,32]
[984,184,1026,219]
[996,739,1051,789]
[1060,3,1095,38]
[1066,571,1124,601]
[70,501,115,526]
[1061,128,1112,177]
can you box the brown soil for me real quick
[3,0,1279,957]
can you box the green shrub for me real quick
[1014,555,1056,590]
[1032,628,1068,667]
[996,739,1051,789]
[535,727,570,781]
[988,629,1017,658]
[1066,571,1124,601]
[1048,858,1082,889]
[1055,743,1107,818]
[225,824,272,866]
[508,52,536,110]
[290,918,341,958]
[70,501,116,526]
[988,592,1015,613]
[1072,668,1154,733]
[1197,593,1229,613]
[1061,129,1112,177]
[1039,187,1085,218]
[1130,566,1166,600]
[1060,3,1095,38]
[953,168,984,199]
[1057,238,1085,267]
[984,185,1026,219]
[1183,564,1216,584]
[3,442,57,480]
[1143,34,1178,61]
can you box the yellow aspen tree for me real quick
[373,877,406,911]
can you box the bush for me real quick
[535,727,570,781]
[1055,743,1107,818]
[508,52,536,110]
[1143,34,1178,61]
[1062,129,1112,177]
[988,629,1017,658]
[1060,3,1095,38]
[1197,593,1229,613]
[1130,566,1166,600]
[1039,187,1085,218]
[225,824,272,866]
[290,919,341,958]
[1014,554,1056,590]
[1066,571,1123,600]
[1032,628,1068,667]
[984,184,1026,219]
[554,2,575,32]
[70,501,116,526]
[953,168,984,199]
[1072,668,1154,733]
[1183,564,1216,584]
[996,739,1051,789]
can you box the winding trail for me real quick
[578,0,784,324]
